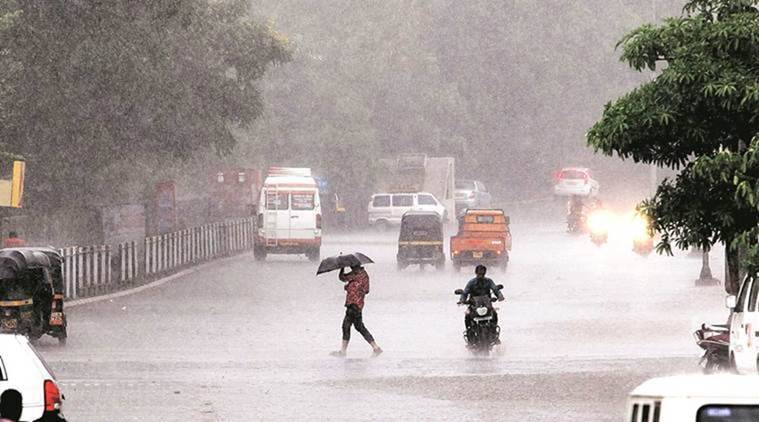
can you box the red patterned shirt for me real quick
[341,269,370,310]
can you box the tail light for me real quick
[554,170,561,181]
[44,379,62,412]
[257,214,263,228]
[316,214,322,229]
[468,192,475,199]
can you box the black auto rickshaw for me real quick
[0,248,66,344]
[397,211,445,270]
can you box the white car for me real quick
[627,374,759,421]
[0,334,66,421]
[368,192,447,229]
[553,167,600,197]
[726,275,759,373]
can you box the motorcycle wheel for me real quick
[478,326,491,357]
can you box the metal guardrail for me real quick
[59,218,255,299]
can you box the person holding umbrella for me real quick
[317,253,382,357]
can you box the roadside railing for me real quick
[59,217,255,299]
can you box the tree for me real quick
[587,0,759,294]
[0,0,289,210]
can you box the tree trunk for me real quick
[725,245,741,295]
[699,250,713,280]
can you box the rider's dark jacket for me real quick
[460,277,504,302]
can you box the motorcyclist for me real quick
[458,265,505,344]
[566,195,585,230]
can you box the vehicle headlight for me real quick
[476,307,488,316]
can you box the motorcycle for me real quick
[694,323,731,373]
[454,284,504,355]
[631,213,654,256]
[590,231,608,246]
[633,237,654,255]
[566,212,586,234]
[587,208,611,246]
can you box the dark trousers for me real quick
[342,304,375,343]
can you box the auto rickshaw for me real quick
[397,211,445,270]
[0,248,66,344]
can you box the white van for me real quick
[254,167,321,261]
[0,334,66,422]
[726,275,759,373]
[367,192,446,229]
[626,375,759,421]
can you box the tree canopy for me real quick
[0,0,289,209]
[587,0,759,293]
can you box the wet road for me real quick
[39,204,727,421]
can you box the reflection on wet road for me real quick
[40,206,726,421]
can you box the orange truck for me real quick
[450,209,512,271]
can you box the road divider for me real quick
[59,217,255,299]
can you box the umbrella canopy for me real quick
[316,252,374,275]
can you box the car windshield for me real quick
[456,180,475,190]
[698,405,759,421]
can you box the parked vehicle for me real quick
[725,275,759,374]
[367,192,447,229]
[396,211,445,270]
[553,167,599,197]
[454,284,503,355]
[0,333,66,421]
[254,167,322,262]
[2,248,67,345]
[450,209,511,272]
[0,249,63,343]
[626,374,759,421]
[454,180,492,215]
[694,323,730,373]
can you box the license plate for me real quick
[474,316,492,322]
[472,251,483,258]
[1,319,17,330]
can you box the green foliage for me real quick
[0,0,289,208]
[587,0,759,281]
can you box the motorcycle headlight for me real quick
[476,307,488,316]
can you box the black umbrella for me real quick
[316,252,374,275]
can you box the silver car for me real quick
[454,180,492,214]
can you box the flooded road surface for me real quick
[40,204,726,421]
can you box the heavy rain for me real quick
[0,1,758,421]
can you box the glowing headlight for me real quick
[631,214,651,241]
[476,307,488,316]
[587,210,613,234]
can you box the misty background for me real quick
[0,0,683,244]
